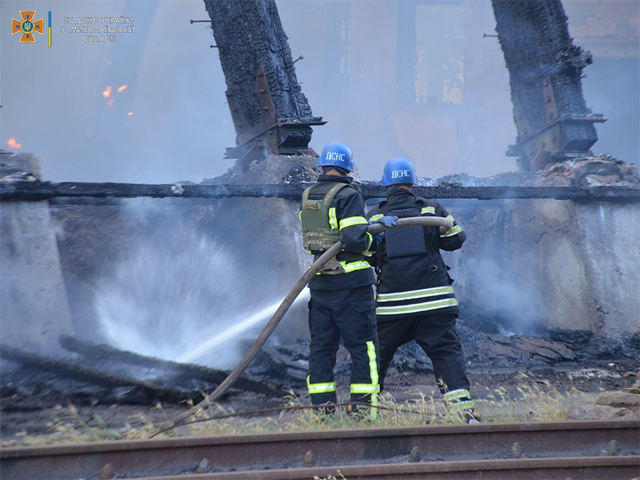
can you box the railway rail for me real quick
[1,420,638,479]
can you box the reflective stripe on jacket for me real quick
[367,189,465,318]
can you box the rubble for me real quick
[525,155,640,188]
[568,376,640,421]
[408,155,639,190]
[0,150,41,182]
[239,324,639,395]
[415,171,531,187]
[1,324,637,436]
[281,164,319,184]
[0,343,190,408]
[59,335,286,399]
[0,337,288,412]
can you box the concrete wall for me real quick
[441,198,640,337]
[0,154,73,356]
[574,202,640,336]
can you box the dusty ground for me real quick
[1,325,638,444]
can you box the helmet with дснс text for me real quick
[317,142,354,173]
[381,157,417,186]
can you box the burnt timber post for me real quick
[203,0,325,170]
[492,0,607,171]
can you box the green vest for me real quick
[301,182,350,252]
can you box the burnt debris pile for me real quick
[0,337,287,413]
[347,326,638,383]
[457,324,640,371]
[1,324,638,413]
[243,325,639,397]
[410,154,638,189]
[525,154,640,187]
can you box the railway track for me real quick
[1,420,638,479]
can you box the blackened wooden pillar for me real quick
[204,0,324,166]
[492,0,606,171]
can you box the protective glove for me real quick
[372,232,384,248]
[376,215,398,228]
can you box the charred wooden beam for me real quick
[0,344,190,405]
[492,0,605,171]
[1,181,638,202]
[203,0,323,164]
[59,335,286,399]
[0,181,305,201]
[366,184,639,203]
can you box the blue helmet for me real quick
[317,142,354,172]
[381,157,417,186]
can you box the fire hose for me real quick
[170,216,453,427]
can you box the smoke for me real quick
[581,58,640,165]
[440,198,546,336]
[1,0,234,184]
[281,0,518,180]
[463,256,545,336]
[2,1,635,184]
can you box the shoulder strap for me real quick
[302,185,313,205]
[322,182,351,210]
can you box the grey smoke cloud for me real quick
[463,256,545,335]
[1,0,234,183]
[2,0,635,185]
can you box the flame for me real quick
[102,86,112,98]
[107,99,114,108]
[117,85,127,93]
[7,138,22,149]
[127,112,133,116]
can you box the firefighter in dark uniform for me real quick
[367,157,479,423]
[299,142,395,419]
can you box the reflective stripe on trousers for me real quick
[350,340,379,419]
[443,388,474,410]
[307,376,337,395]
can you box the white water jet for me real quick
[95,220,304,369]
[178,288,310,364]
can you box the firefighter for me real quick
[367,157,479,423]
[299,142,395,419]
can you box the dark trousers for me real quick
[308,286,379,405]
[377,313,470,394]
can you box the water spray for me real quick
[178,289,310,364]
